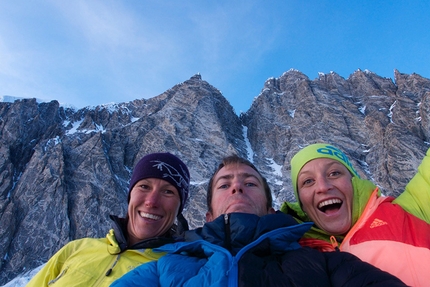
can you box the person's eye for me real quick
[329,171,341,177]
[163,189,176,196]
[138,184,150,190]
[218,184,229,189]
[302,178,314,186]
[245,182,257,187]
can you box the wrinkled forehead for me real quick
[214,163,262,183]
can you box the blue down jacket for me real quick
[111,212,406,287]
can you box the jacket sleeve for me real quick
[26,243,73,286]
[324,251,407,286]
[110,261,159,287]
[393,147,430,224]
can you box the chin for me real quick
[326,226,350,235]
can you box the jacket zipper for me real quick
[330,236,340,251]
[48,266,68,285]
[224,214,232,251]
[105,254,120,276]
[340,187,380,250]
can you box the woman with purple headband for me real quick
[27,152,190,287]
[281,143,430,287]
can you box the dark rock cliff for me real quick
[0,70,429,284]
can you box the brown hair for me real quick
[206,154,273,213]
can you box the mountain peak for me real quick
[1,69,429,285]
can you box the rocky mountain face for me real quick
[1,70,429,284]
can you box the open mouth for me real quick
[318,199,343,214]
[139,212,162,220]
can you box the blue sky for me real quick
[1,1,429,114]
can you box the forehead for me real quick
[135,177,175,185]
[300,158,348,174]
[131,178,178,193]
[214,163,262,181]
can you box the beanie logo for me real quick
[151,160,190,193]
[316,146,360,177]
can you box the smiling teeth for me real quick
[318,199,342,209]
[139,212,161,220]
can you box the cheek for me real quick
[298,191,315,215]
[258,193,268,205]
[165,198,181,215]
[341,180,354,201]
[172,202,181,215]
[211,192,225,206]
[346,190,354,207]
[127,198,136,213]
[210,199,221,212]
[128,195,143,210]
[298,189,311,205]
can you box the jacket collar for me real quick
[109,215,181,253]
[185,212,302,254]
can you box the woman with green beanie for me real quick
[281,143,430,287]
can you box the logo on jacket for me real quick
[370,218,388,228]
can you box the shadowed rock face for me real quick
[0,70,429,284]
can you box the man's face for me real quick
[127,178,180,245]
[297,158,353,235]
[206,163,274,222]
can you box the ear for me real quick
[268,207,276,214]
[205,211,214,222]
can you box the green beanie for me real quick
[291,143,360,201]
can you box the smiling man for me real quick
[27,152,190,287]
[281,143,430,287]
[112,154,406,287]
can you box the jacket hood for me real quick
[350,177,379,224]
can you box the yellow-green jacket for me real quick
[26,216,175,287]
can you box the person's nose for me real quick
[144,189,160,207]
[314,177,333,193]
[230,180,244,194]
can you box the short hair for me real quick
[206,154,273,213]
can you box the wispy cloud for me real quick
[1,1,429,112]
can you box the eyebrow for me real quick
[137,179,176,188]
[299,161,345,176]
